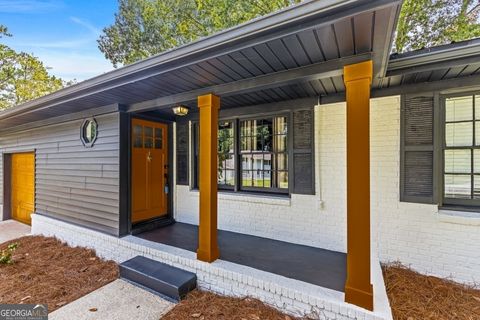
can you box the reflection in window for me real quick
[218,121,235,188]
[240,117,288,191]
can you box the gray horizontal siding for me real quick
[0,113,120,235]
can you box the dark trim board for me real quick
[118,111,131,236]
[0,104,122,135]
[2,154,12,221]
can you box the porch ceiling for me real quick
[0,0,401,131]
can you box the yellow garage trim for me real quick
[11,152,35,225]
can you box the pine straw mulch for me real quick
[383,263,480,320]
[163,289,298,320]
[0,235,118,312]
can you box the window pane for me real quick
[223,153,234,170]
[225,170,235,186]
[277,153,288,171]
[241,120,252,136]
[219,121,234,153]
[275,117,288,135]
[155,139,162,149]
[475,121,480,146]
[144,126,153,138]
[474,175,480,199]
[445,96,473,122]
[275,134,287,152]
[445,122,473,146]
[475,150,480,174]
[241,136,251,152]
[133,125,143,148]
[444,149,471,173]
[476,95,480,120]
[253,170,264,187]
[277,171,288,189]
[242,170,252,187]
[134,125,142,136]
[444,174,471,199]
[252,154,264,170]
[264,171,272,187]
[263,154,272,171]
[134,136,143,148]
[155,128,162,140]
[242,155,252,170]
[253,134,262,151]
[144,138,153,148]
[218,168,226,184]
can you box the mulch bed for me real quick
[383,263,480,320]
[163,290,298,320]
[0,235,118,312]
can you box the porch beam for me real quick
[127,53,371,113]
[197,93,221,263]
[344,60,374,310]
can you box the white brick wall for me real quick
[176,96,480,285]
[370,96,480,285]
[31,214,391,320]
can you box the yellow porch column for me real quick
[197,93,221,263]
[344,60,374,310]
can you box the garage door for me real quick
[11,153,35,225]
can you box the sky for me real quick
[0,0,118,81]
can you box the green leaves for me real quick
[395,0,480,52]
[0,242,19,265]
[0,24,68,110]
[97,0,300,67]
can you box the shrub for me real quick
[0,243,18,265]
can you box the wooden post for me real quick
[344,60,374,310]
[197,93,220,262]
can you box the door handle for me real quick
[147,151,152,162]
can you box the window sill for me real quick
[437,208,480,226]
[188,189,291,206]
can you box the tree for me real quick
[0,25,68,110]
[395,0,480,52]
[98,0,300,67]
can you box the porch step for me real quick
[119,255,197,301]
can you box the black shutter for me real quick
[176,122,189,185]
[292,109,315,195]
[400,94,437,203]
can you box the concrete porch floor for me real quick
[136,222,347,292]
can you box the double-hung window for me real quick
[443,94,480,205]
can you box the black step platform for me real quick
[119,255,197,301]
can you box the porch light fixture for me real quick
[172,105,189,116]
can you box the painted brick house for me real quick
[1,0,479,319]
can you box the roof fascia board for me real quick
[127,53,372,113]
[388,41,480,71]
[0,103,121,134]
[372,0,403,79]
[386,54,480,77]
[0,0,399,121]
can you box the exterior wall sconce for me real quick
[172,105,189,116]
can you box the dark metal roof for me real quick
[381,38,480,89]
[0,0,401,131]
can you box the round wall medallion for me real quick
[81,118,98,148]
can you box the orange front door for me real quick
[11,153,35,225]
[131,118,169,223]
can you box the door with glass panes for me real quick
[131,118,168,223]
